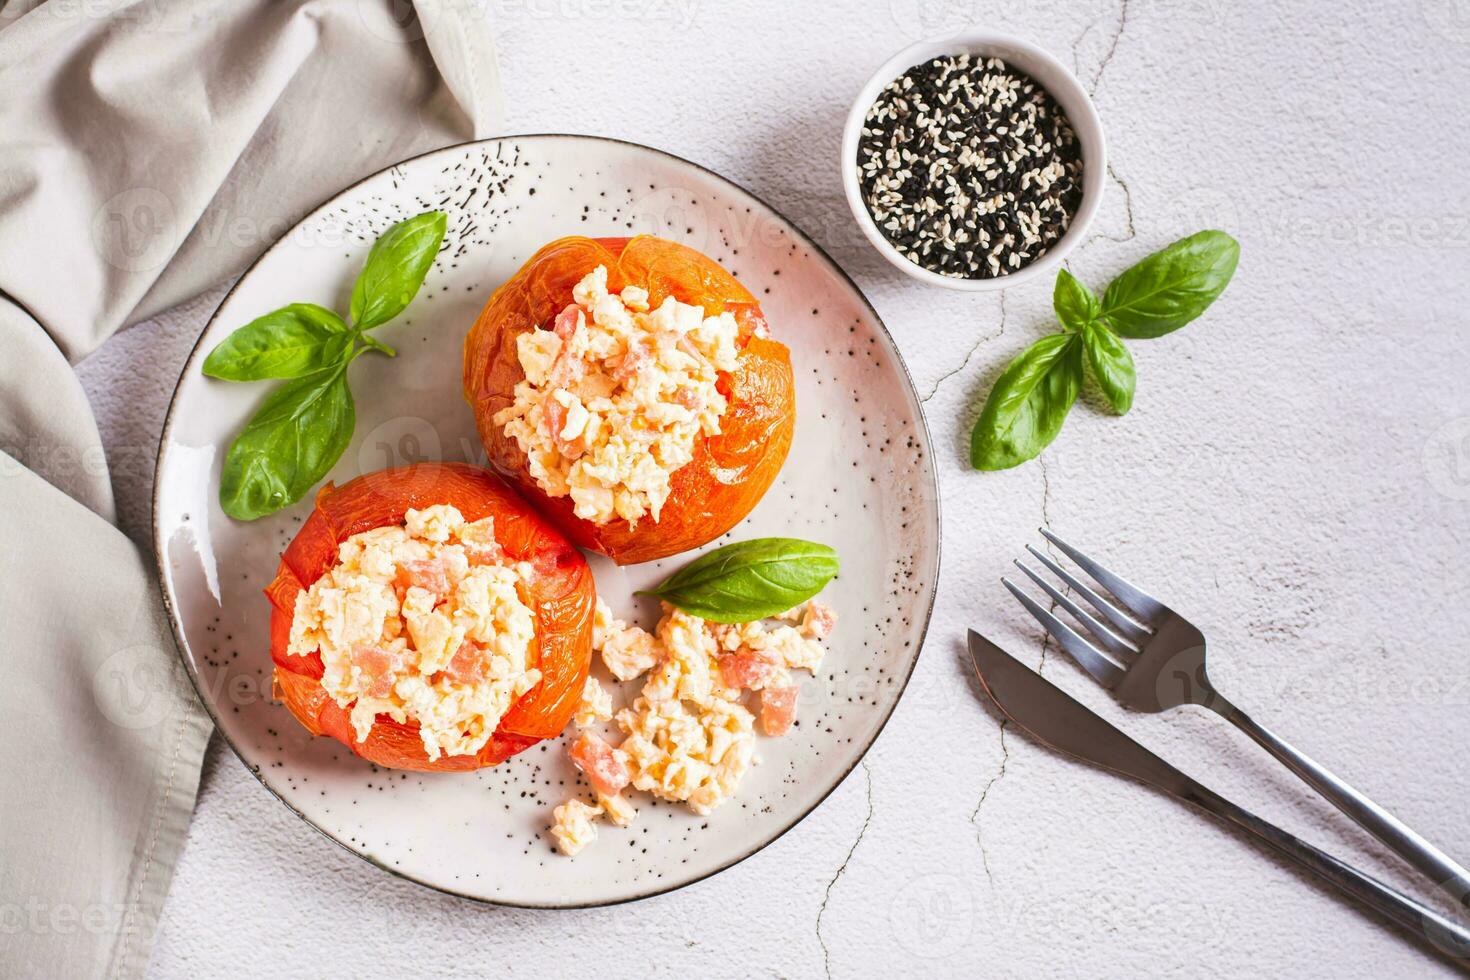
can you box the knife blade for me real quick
[966,629,1470,968]
[966,628,1195,793]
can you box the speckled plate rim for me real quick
[151,133,941,910]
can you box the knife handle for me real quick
[1182,780,1470,967]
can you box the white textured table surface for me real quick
[76,1,1470,976]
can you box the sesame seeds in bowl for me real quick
[841,32,1105,292]
[860,56,1082,278]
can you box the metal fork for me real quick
[1003,529,1470,909]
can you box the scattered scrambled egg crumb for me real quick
[550,799,601,856]
[286,504,541,762]
[493,265,741,526]
[597,792,637,828]
[549,597,837,853]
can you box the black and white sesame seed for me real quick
[857,54,1084,280]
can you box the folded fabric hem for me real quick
[110,701,212,980]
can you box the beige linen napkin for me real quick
[0,1,501,975]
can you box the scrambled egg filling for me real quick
[492,265,741,526]
[548,598,836,855]
[574,676,614,728]
[286,504,541,762]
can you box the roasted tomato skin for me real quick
[264,462,595,772]
[462,235,796,565]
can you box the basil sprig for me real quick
[970,333,1083,471]
[1081,320,1135,415]
[218,362,356,520]
[202,304,352,381]
[350,212,447,331]
[970,230,1238,471]
[205,210,447,520]
[1099,229,1240,338]
[1052,268,1100,331]
[638,538,839,624]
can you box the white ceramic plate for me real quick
[154,135,940,907]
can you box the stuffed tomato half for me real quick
[265,463,595,771]
[462,235,795,565]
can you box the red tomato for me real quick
[264,463,595,772]
[462,235,795,565]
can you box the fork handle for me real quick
[1217,697,1470,908]
[1181,779,1470,965]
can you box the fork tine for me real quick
[1002,577,1126,688]
[1024,545,1153,645]
[1038,529,1166,623]
[1014,560,1138,660]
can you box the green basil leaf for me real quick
[349,211,447,330]
[202,304,351,381]
[638,538,839,624]
[1081,321,1135,414]
[219,363,356,520]
[1053,267,1100,331]
[1099,229,1239,339]
[969,333,1084,470]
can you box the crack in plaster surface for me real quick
[815,761,874,980]
[920,292,1008,404]
[969,719,1011,884]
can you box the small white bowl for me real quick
[841,31,1106,292]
